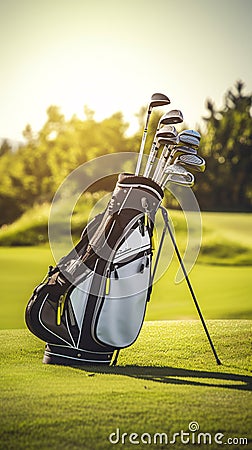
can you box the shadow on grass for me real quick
[75,365,252,392]
[220,309,252,319]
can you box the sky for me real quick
[1,0,252,142]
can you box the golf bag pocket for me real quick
[94,253,151,348]
[25,276,72,345]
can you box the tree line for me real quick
[0,81,251,227]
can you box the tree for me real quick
[0,105,137,225]
[0,139,12,157]
[197,80,252,211]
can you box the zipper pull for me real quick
[144,212,149,228]
[151,234,156,251]
[138,218,145,236]
[140,252,150,273]
[56,293,67,326]
[60,292,67,314]
[114,265,119,280]
[144,251,150,268]
[139,263,145,273]
[57,298,62,326]
[105,268,111,295]
[141,197,150,229]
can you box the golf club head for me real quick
[159,110,183,126]
[170,146,198,161]
[164,163,189,176]
[180,129,201,141]
[177,134,200,148]
[150,93,171,107]
[163,109,184,124]
[157,136,179,146]
[156,125,178,139]
[174,154,206,172]
[165,172,195,188]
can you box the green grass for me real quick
[0,203,51,246]
[0,193,106,246]
[0,205,251,265]
[150,263,252,320]
[201,212,252,248]
[198,211,252,265]
[0,246,251,330]
[0,322,251,450]
[168,210,252,266]
[0,246,54,329]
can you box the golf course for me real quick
[1,0,252,447]
[0,210,251,449]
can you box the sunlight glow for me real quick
[0,0,251,142]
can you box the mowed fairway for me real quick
[0,246,54,329]
[0,246,251,329]
[0,212,251,449]
[0,322,251,450]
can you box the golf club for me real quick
[174,154,206,172]
[143,135,178,178]
[160,109,184,124]
[164,163,191,176]
[143,109,183,177]
[156,125,178,139]
[153,144,198,183]
[179,129,201,141]
[178,134,200,148]
[151,144,172,182]
[135,93,170,176]
[155,145,198,185]
[162,172,195,188]
[144,127,178,179]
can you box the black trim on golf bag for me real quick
[25,173,164,366]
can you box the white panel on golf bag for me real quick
[95,227,151,348]
[113,226,150,264]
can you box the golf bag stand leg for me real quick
[111,349,120,366]
[159,206,221,365]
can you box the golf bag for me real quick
[25,173,164,366]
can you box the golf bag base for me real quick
[42,343,114,366]
[25,173,164,366]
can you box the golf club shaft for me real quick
[160,147,184,187]
[143,142,160,177]
[143,116,166,178]
[160,207,221,365]
[135,107,152,175]
[157,150,175,186]
[152,145,171,182]
[135,93,170,175]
